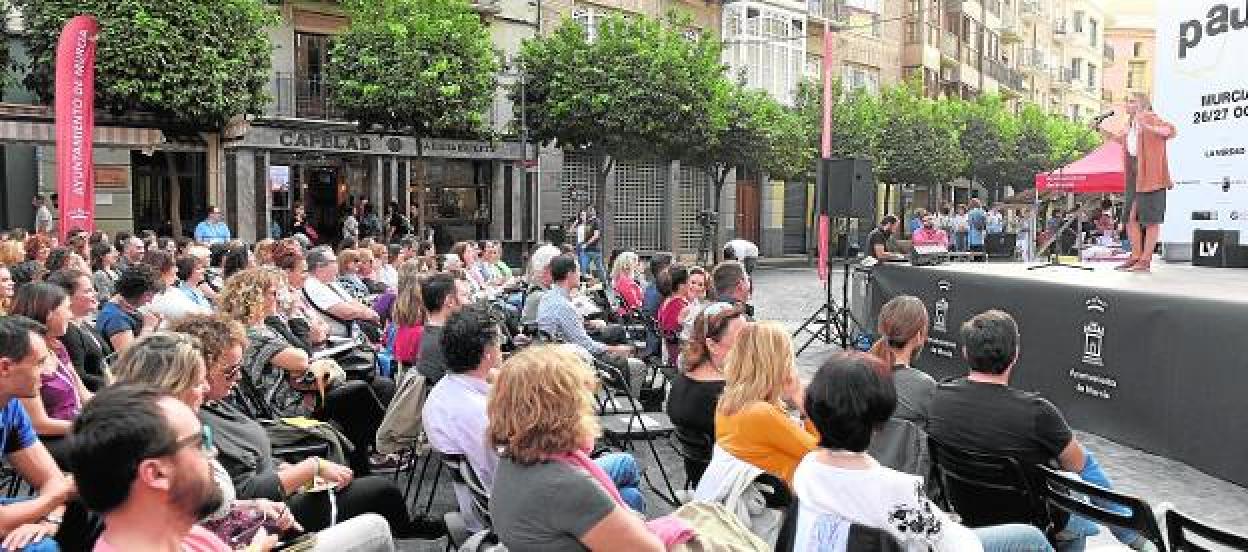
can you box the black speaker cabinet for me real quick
[1192,229,1248,268]
[817,157,876,220]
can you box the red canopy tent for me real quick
[1034,141,1125,193]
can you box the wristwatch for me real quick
[41,514,62,525]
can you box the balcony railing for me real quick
[1020,0,1044,21]
[1021,48,1047,71]
[1053,18,1071,40]
[1049,67,1073,89]
[999,10,1022,43]
[940,31,960,63]
[470,0,502,14]
[267,72,348,121]
[809,0,879,21]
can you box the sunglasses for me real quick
[700,301,743,341]
[168,426,216,457]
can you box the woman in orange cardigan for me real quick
[1100,91,1177,273]
[714,321,817,483]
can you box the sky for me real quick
[1103,0,1155,29]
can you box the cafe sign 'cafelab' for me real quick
[234,127,529,160]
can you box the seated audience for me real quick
[174,255,213,310]
[715,321,815,484]
[271,240,329,351]
[11,283,93,465]
[0,266,13,315]
[656,265,693,364]
[107,334,397,551]
[868,295,936,427]
[46,270,110,391]
[116,235,145,272]
[220,244,252,281]
[336,249,370,302]
[413,273,469,384]
[451,241,488,297]
[792,352,1052,551]
[667,302,747,486]
[0,316,88,551]
[518,245,561,325]
[70,385,254,552]
[480,241,513,285]
[709,260,754,320]
[487,346,662,552]
[610,251,643,315]
[387,262,426,369]
[302,248,380,339]
[425,307,646,531]
[641,252,673,320]
[354,247,388,295]
[167,315,413,536]
[928,310,1153,551]
[96,265,161,352]
[143,251,211,328]
[377,245,401,290]
[88,242,119,299]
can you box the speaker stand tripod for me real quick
[793,255,865,357]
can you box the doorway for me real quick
[131,151,207,236]
[735,170,761,244]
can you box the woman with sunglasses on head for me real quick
[110,332,398,552]
[10,282,94,467]
[168,314,414,537]
[666,302,747,486]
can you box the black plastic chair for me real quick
[441,453,492,551]
[593,359,680,506]
[1165,508,1248,551]
[927,437,1056,535]
[669,426,712,489]
[1035,464,1166,551]
[774,493,905,552]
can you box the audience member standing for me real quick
[967,199,987,254]
[580,207,606,283]
[33,195,53,236]
[193,206,232,245]
[721,238,759,275]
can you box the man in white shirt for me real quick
[721,238,760,275]
[301,247,379,338]
[32,195,53,235]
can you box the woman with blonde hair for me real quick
[336,248,370,300]
[488,346,661,551]
[219,268,388,475]
[868,295,937,426]
[610,251,643,314]
[111,331,399,551]
[715,321,816,483]
[387,261,426,368]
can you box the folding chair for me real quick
[593,359,680,506]
[669,426,713,489]
[928,437,1056,537]
[1035,464,1166,551]
[441,453,492,551]
[1165,507,1248,551]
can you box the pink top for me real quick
[912,227,949,247]
[657,296,690,364]
[393,324,424,364]
[94,525,231,552]
[612,273,644,314]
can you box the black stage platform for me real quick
[869,261,1248,487]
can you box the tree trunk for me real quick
[167,153,182,238]
[595,155,613,252]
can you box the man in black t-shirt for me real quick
[928,310,1154,551]
[866,215,905,261]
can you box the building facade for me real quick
[1102,10,1154,111]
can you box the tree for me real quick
[17,0,278,235]
[999,104,1055,192]
[953,95,1017,202]
[328,0,498,138]
[793,79,884,164]
[513,13,724,246]
[875,81,965,203]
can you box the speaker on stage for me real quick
[817,157,876,219]
[1192,229,1248,268]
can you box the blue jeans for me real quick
[973,523,1054,552]
[576,245,587,274]
[584,250,606,283]
[0,498,58,552]
[1052,450,1143,550]
[595,452,645,514]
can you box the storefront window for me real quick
[412,158,493,248]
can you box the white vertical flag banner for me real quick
[1154,1,1248,244]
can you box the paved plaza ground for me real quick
[399,265,1248,550]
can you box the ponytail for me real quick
[868,336,897,369]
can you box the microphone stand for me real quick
[1028,127,1094,271]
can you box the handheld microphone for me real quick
[1091,110,1115,127]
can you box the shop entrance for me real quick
[132,151,207,236]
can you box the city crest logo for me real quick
[933,298,949,333]
[1082,321,1105,367]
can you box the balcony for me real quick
[940,32,960,66]
[1049,67,1073,90]
[998,10,1022,43]
[1052,19,1071,42]
[940,65,960,85]
[1103,44,1115,65]
[809,0,880,22]
[470,0,502,15]
[1021,48,1047,72]
[1020,0,1043,21]
[266,72,347,121]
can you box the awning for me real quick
[1035,141,1125,193]
[0,120,166,149]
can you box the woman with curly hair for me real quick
[168,314,414,536]
[24,234,51,264]
[218,268,389,475]
[270,239,330,350]
[89,241,120,299]
[488,346,659,551]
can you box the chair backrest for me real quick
[775,493,906,552]
[442,453,492,528]
[1035,465,1165,550]
[1166,508,1248,551]
[927,437,1052,531]
[671,426,713,463]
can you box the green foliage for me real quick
[16,0,278,129]
[328,0,499,138]
[875,80,965,189]
[513,12,725,166]
[793,79,884,164]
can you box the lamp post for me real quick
[502,60,535,257]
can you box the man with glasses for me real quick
[302,247,380,339]
[70,384,274,551]
[0,317,79,552]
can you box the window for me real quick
[842,64,881,95]
[1070,57,1082,79]
[572,4,612,42]
[906,19,920,43]
[1073,11,1084,32]
[1127,60,1147,89]
[1087,63,1097,89]
[1089,19,1098,46]
[1133,41,1143,57]
[722,2,807,105]
[871,14,881,37]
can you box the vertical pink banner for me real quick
[54,15,100,241]
[817,214,829,282]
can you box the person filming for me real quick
[1098,92,1176,273]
